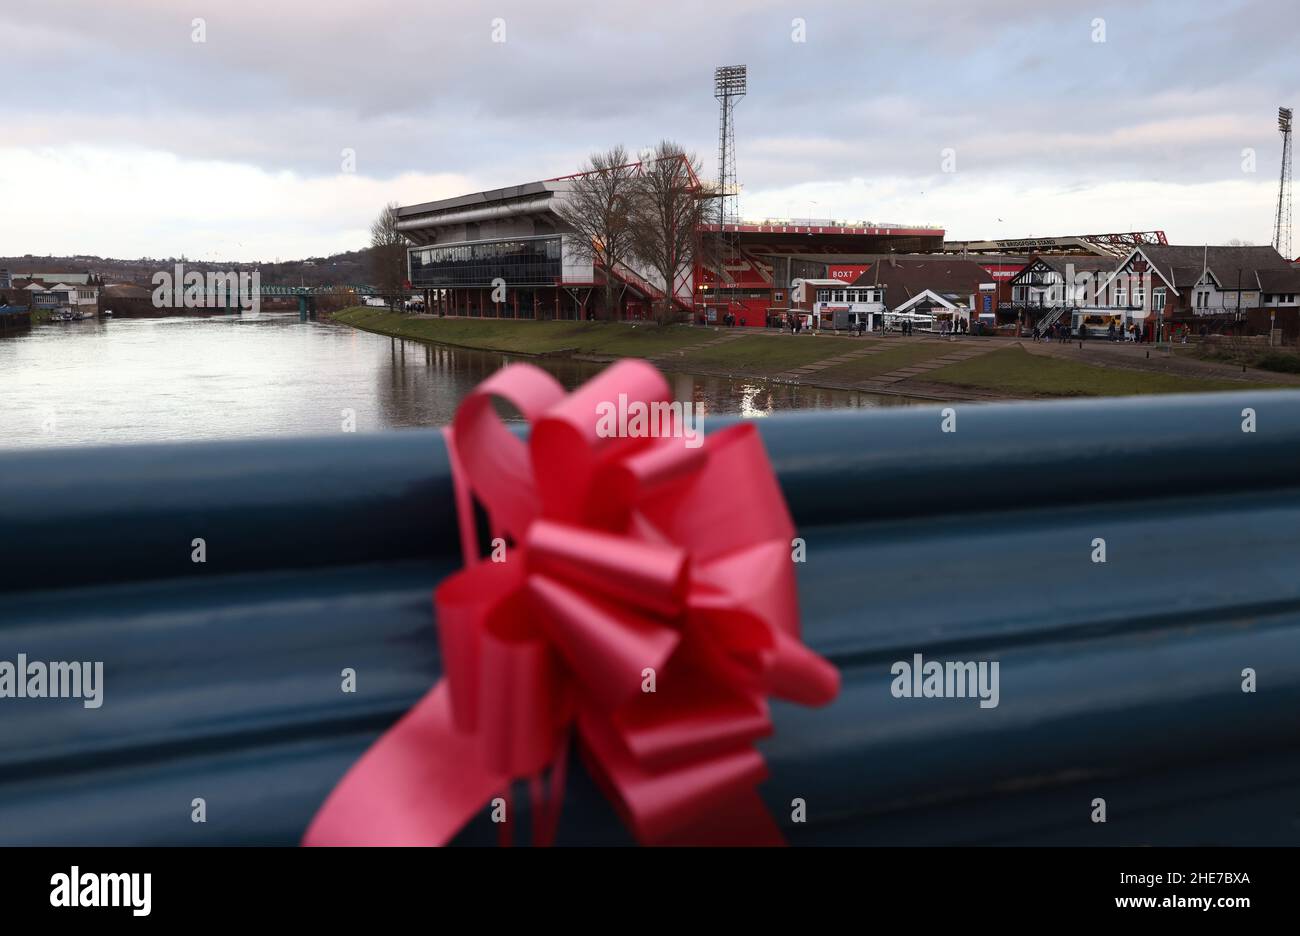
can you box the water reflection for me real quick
[0,314,913,448]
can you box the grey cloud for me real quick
[0,0,1295,195]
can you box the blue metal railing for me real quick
[3,391,1300,845]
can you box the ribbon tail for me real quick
[653,788,786,847]
[303,682,506,846]
[577,707,781,847]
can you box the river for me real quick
[0,313,911,449]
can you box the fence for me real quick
[4,391,1300,844]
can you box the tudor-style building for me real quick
[1005,254,1118,335]
[1101,245,1297,340]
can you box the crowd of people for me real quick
[937,317,969,338]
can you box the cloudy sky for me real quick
[1,0,1295,260]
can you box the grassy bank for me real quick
[815,343,955,382]
[1188,342,1300,375]
[671,336,845,374]
[929,346,1261,396]
[333,308,705,357]
[333,309,1283,401]
[335,308,878,374]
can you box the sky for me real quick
[0,0,1295,261]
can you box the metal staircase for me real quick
[1033,305,1069,337]
[597,259,694,314]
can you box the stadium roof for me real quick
[849,256,992,297]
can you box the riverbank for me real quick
[331,307,1290,401]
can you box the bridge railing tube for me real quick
[3,390,1300,845]
[4,390,1300,596]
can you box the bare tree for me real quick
[628,141,709,325]
[553,146,639,321]
[369,202,407,310]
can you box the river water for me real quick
[0,313,910,449]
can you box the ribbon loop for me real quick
[304,360,839,848]
[526,519,687,618]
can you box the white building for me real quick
[396,179,687,320]
[809,281,886,330]
[24,281,100,317]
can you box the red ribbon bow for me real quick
[303,359,839,846]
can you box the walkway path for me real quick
[644,329,747,365]
[770,337,999,388]
[855,342,997,392]
[770,339,898,382]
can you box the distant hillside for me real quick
[0,249,375,288]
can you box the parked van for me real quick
[1073,312,1125,337]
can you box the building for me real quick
[941,231,1167,257]
[398,180,673,321]
[1257,267,1300,340]
[11,271,99,286]
[793,280,885,331]
[15,279,100,317]
[99,283,154,315]
[0,269,11,289]
[395,175,944,326]
[849,255,997,330]
[1100,245,1297,340]
[0,303,30,331]
[1006,254,1118,334]
[694,220,945,325]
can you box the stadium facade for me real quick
[396,178,944,327]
